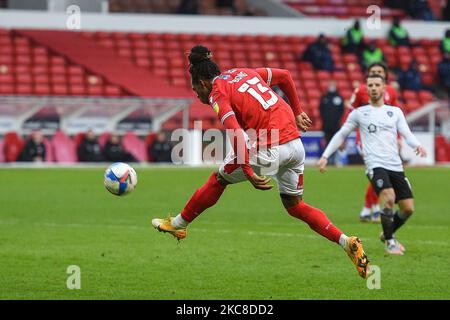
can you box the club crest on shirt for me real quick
[376,179,384,188]
[387,111,393,117]
[368,124,377,133]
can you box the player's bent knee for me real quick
[280,194,302,210]
[400,203,414,216]
[216,171,232,187]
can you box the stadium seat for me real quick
[122,131,147,161]
[73,133,86,149]
[3,131,24,162]
[43,138,54,162]
[0,139,4,162]
[435,135,449,162]
[0,27,441,128]
[145,132,157,162]
[98,132,111,150]
[51,131,77,163]
[418,90,435,104]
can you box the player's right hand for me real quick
[296,112,312,132]
[248,174,273,190]
[318,156,328,173]
[415,146,427,157]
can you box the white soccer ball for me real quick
[104,162,138,196]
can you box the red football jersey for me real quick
[350,83,399,108]
[209,68,300,147]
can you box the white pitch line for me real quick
[0,219,448,247]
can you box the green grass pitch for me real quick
[0,166,449,300]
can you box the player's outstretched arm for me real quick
[397,109,427,157]
[256,68,312,131]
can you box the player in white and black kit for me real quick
[318,75,427,254]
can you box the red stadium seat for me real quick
[3,131,24,162]
[73,133,86,149]
[52,84,68,95]
[418,90,434,104]
[98,132,111,150]
[34,84,51,95]
[0,84,14,94]
[403,90,418,101]
[122,131,147,162]
[145,132,157,162]
[52,131,77,163]
[104,85,122,96]
[43,138,54,162]
[0,139,4,162]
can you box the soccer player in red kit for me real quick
[349,62,399,223]
[152,46,370,279]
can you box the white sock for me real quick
[360,207,371,217]
[339,234,349,249]
[171,214,189,228]
[372,204,381,212]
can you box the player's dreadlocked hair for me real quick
[188,45,221,85]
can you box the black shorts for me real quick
[367,167,413,203]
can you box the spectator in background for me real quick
[388,17,411,47]
[77,130,104,162]
[177,0,199,14]
[438,52,450,97]
[148,131,173,163]
[397,60,422,91]
[233,0,262,16]
[18,131,45,162]
[319,80,344,164]
[104,134,137,163]
[407,0,435,21]
[442,1,450,21]
[441,29,450,54]
[301,34,334,71]
[341,20,365,54]
[361,42,385,70]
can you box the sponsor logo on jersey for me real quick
[368,124,377,133]
[212,102,220,114]
[387,111,393,117]
[219,74,230,80]
[228,71,248,84]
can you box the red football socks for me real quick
[180,172,226,222]
[287,201,343,243]
[365,184,379,208]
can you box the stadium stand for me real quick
[0,28,442,129]
[284,0,405,19]
[283,0,447,20]
[0,3,448,163]
[108,0,266,16]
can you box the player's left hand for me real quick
[296,112,312,132]
[318,156,328,173]
[415,146,427,157]
[248,174,273,190]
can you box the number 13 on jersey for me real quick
[238,76,278,110]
